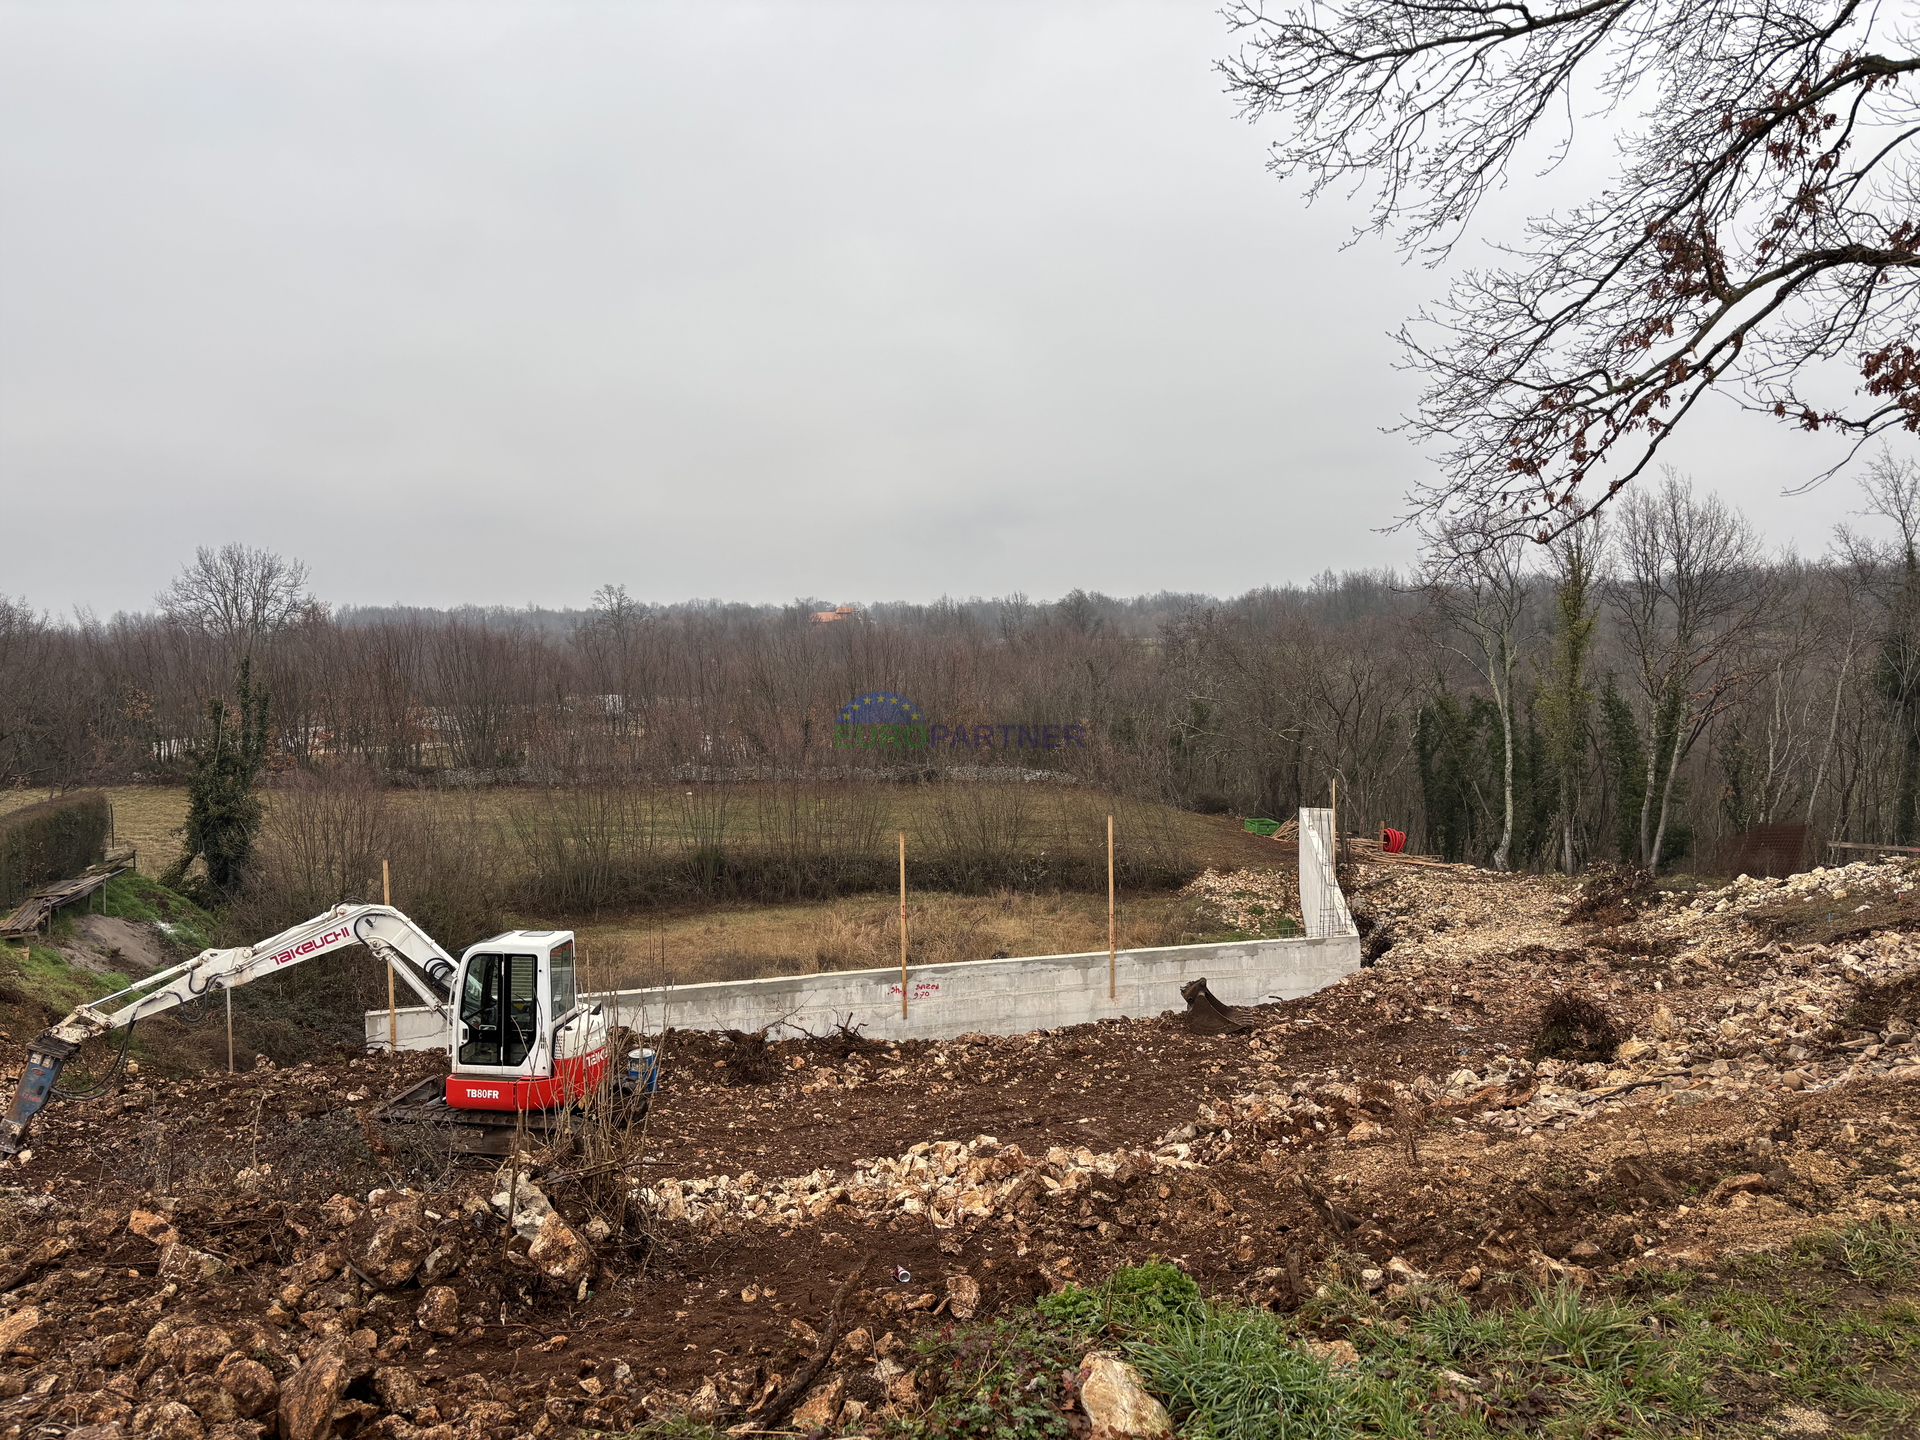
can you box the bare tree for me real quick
[158,544,316,656]
[1609,471,1768,869]
[0,598,53,788]
[1421,527,1529,869]
[575,584,659,754]
[1803,562,1863,831]
[1835,449,1920,838]
[1223,0,1920,539]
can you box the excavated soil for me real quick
[1,860,1919,1439]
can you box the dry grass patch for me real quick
[576,888,1224,986]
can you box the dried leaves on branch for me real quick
[1222,0,1920,536]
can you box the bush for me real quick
[1531,990,1623,1062]
[0,791,110,909]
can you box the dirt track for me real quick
[2,859,1918,1437]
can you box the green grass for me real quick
[618,1222,1920,1440]
[10,942,133,1011]
[0,871,208,1037]
[96,871,214,952]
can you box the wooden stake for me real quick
[1107,814,1116,1001]
[384,859,397,1055]
[226,979,234,1074]
[898,832,908,1020]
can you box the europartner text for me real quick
[832,722,1089,751]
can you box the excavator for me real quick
[0,903,622,1158]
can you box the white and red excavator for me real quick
[0,904,621,1158]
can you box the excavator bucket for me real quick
[1180,977,1255,1036]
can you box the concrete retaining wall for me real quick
[367,806,1361,1049]
[1299,806,1357,939]
[595,932,1359,1043]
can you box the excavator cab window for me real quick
[458,953,538,1067]
[550,939,576,1017]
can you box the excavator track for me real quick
[376,1076,651,1157]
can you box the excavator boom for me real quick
[0,903,457,1155]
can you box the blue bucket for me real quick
[626,1048,659,1093]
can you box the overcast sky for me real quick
[0,0,1895,617]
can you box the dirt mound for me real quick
[0,862,1918,1435]
[1848,972,1920,1033]
[67,915,170,975]
[1564,864,1657,926]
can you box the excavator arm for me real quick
[0,903,459,1156]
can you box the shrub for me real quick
[0,791,110,909]
[504,781,1201,914]
[218,766,509,1060]
[1531,990,1623,1062]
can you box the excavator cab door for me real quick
[445,930,607,1112]
[455,952,539,1069]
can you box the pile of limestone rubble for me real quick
[1178,867,1302,934]
[641,1136,1198,1237]
[0,1164,611,1440]
[630,859,1920,1263]
[1280,859,1920,1142]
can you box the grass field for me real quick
[573,887,1232,988]
[0,784,1283,878]
[647,1241,1920,1440]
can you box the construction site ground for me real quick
[2,857,1919,1438]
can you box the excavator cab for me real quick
[444,930,609,1112]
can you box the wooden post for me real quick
[384,859,397,1055]
[898,832,908,1021]
[226,979,234,1074]
[1107,814,1116,1001]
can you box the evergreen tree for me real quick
[1512,693,1554,869]
[1598,675,1646,864]
[1417,691,1499,862]
[1717,720,1762,833]
[166,659,272,898]
[1536,531,1598,872]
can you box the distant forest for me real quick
[7,459,1920,875]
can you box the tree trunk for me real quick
[1637,728,1660,867]
[1805,641,1852,827]
[1899,709,1920,847]
[1649,728,1687,873]
[1493,673,1515,872]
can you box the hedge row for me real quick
[0,792,110,910]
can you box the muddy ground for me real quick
[1,858,1917,1438]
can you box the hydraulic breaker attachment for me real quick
[1,1033,78,1155]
